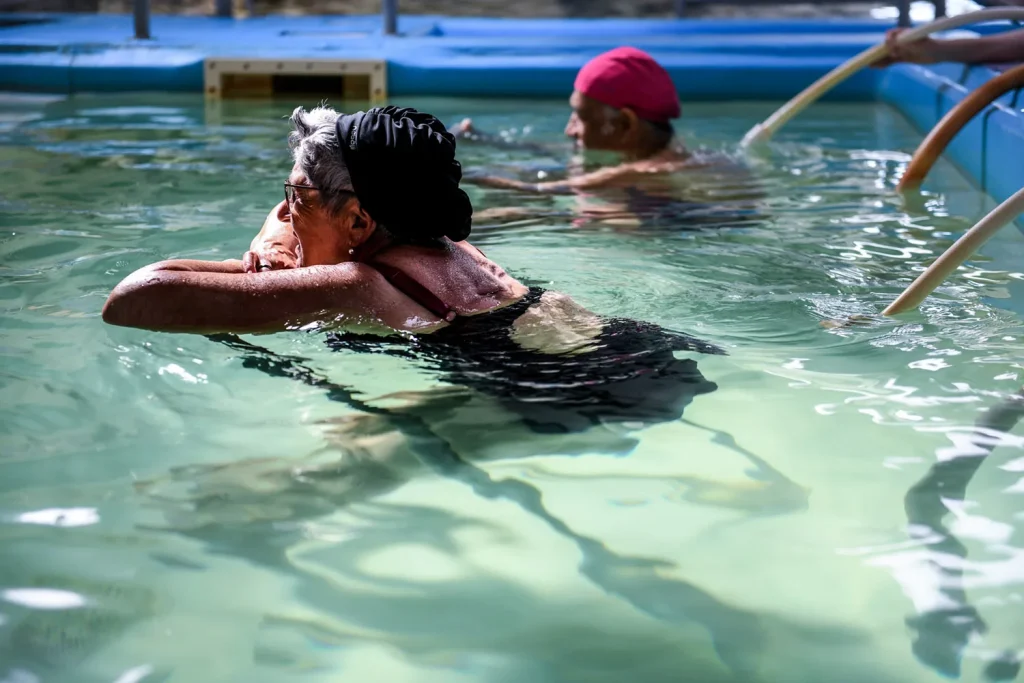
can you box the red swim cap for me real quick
[573,46,681,124]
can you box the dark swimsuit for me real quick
[326,236,724,434]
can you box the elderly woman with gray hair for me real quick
[103,104,725,435]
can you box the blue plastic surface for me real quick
[0,50,73,93]
[879,64,946,133]
[962,64,1020,108]
[879,63,1024,210]
[984,107,1024,208]
[0,13,893,96]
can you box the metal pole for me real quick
[674,0,686,17]
[133,0,150,39]
[383,0,398,35]
[933,0,947,19]
[215,0,233,18]
[896,0,911,27]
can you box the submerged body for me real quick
[328,285,723,434]
[473,152,763,232]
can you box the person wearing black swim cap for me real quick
[103,105,526,333]
[102,104,724,436]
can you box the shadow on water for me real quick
[124,334,874,682]
[901,390,1024,681]
[0,568,161,679]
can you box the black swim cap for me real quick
[335,106,472,243]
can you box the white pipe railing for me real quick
[125,0,947,45]
[741,7,1024,148]
[884,187,1024,316]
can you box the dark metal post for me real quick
[133,0,150,39]
[383,0,398,35]
[215,0,233,18]
[674,0,686,17]
[932,0,947,19]
[896,0,911,27]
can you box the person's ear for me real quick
[348,201,377,245]
[618,107,641,137]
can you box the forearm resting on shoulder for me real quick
[101,262,379,334]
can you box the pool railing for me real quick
[125,0,943,41]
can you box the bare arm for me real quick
[102,260,421,334]
[933,28,1024,63]
[876,27,1024,66]
[467,175,571,194]
[466,164,638,195]
[474,206,573,227]
[450,118,553,154]
[149,259,247,273]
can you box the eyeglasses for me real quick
[284,182,317,205]
[284,182,358,209]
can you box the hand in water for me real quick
[874,28,944,67]
[820,314,876,329]
[450,118,476,138]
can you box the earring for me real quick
[348,248,355,256]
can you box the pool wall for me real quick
[1,13,1022,206]
[0,14,891,98]
[879,62,1024,209]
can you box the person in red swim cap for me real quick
[566,46,681,156]
[456,46,737,197]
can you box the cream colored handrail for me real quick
[740,8,1024,148]
[883,186,1024,315]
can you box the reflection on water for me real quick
[136,335,820,680]
[886,390,1024,681]
[5,575,158,674]
[1,94,1024,682]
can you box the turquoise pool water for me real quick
[2,93,1024,683]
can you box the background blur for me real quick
[4,0,932,20]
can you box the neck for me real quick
[297,225,386,267]
[296,238,347,267]
[625,132,682,162]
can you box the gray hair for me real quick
[288,105,354,215]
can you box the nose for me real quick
[276,199,291,221]
[565,113,580,138]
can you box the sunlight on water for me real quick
[1,92,1023,683]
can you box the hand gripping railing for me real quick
[740,7,1024,148]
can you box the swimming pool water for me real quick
[2,93,1024,683]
